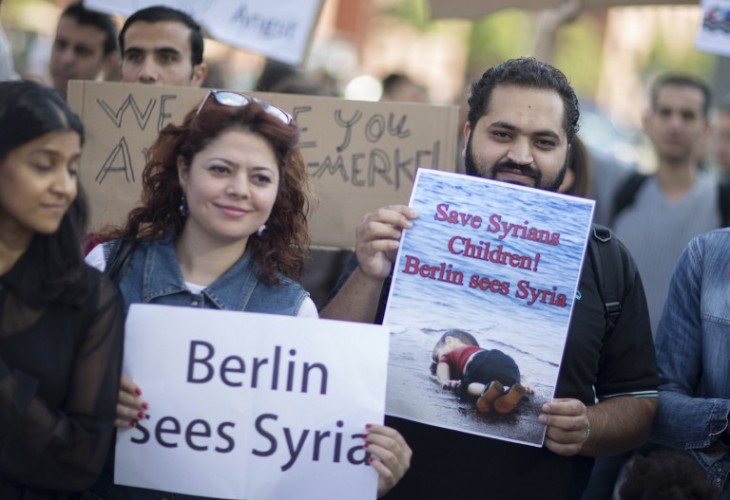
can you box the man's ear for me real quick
[190,62,208,88]
[462,122,472,159]
[102,52,121,81]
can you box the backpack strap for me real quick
[610,172,649,226]
[718,180,730,227]
[588,225,624,334]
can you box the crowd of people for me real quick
[1,2,729,500]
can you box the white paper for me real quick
[85,0,322,65]
[115,304,389,500]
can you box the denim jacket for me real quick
[113,236,308,316]
[652,228,730,496]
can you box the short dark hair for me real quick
[650,73,712,118]
[61,2,118,56]
[0,80,89,308]
[467,57,580,144]
[431,329,480,372]
[119,5,204,66]
[382,73,411,92]
[619,450,718,500]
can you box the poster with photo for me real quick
[382,169,594,447]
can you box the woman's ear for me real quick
[177,156,189,190]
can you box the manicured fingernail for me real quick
[365,423,373,429]
[368,456,375,463]
[137,412,145,419]
[364,443,369,448]
[134,388,142,396]
[129,420,136,428]
[141,402,148,410]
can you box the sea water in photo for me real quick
[383,169,594,446]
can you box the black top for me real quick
[0,249,124,499]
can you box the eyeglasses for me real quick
[195,90,293,125]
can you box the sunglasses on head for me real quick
[195,90,293,125]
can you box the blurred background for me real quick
[1,0,725,171]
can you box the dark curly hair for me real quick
[104,95,311,284]
[467,57,580,145]
[619,450,718,500]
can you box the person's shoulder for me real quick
[688,227,730,255]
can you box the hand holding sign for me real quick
[356,205,419,280]
[366,424,413,497]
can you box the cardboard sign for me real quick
[382,169,594,446]
[84,0,323,66]
[115,304,389,500]
[429,0,693,19]
[695,0,730,57]
[67,81,459,248]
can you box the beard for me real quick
[464,135,567,192]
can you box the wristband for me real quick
[583,420,592,443]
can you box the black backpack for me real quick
[610,172,730,227]
[588,225,626,335]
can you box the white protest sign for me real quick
[694,0,730,57]
[85,0,323,65]
[383,169,594,446]
[115,304,389,500]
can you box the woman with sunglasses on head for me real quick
[0,80,124,498]
[85,91,411,499]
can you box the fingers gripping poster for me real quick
[383,169,594,447]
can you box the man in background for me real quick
[50,2,117,99]
[610,74,715,336]
[118,5,207,87]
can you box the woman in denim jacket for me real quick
[652,227,730,497]
[86,91,411,499]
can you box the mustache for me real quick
[493,161,539,178]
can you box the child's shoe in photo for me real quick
[476,380,504,413]
[493,382,527,414]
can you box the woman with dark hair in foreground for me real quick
[0,80,124,498]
